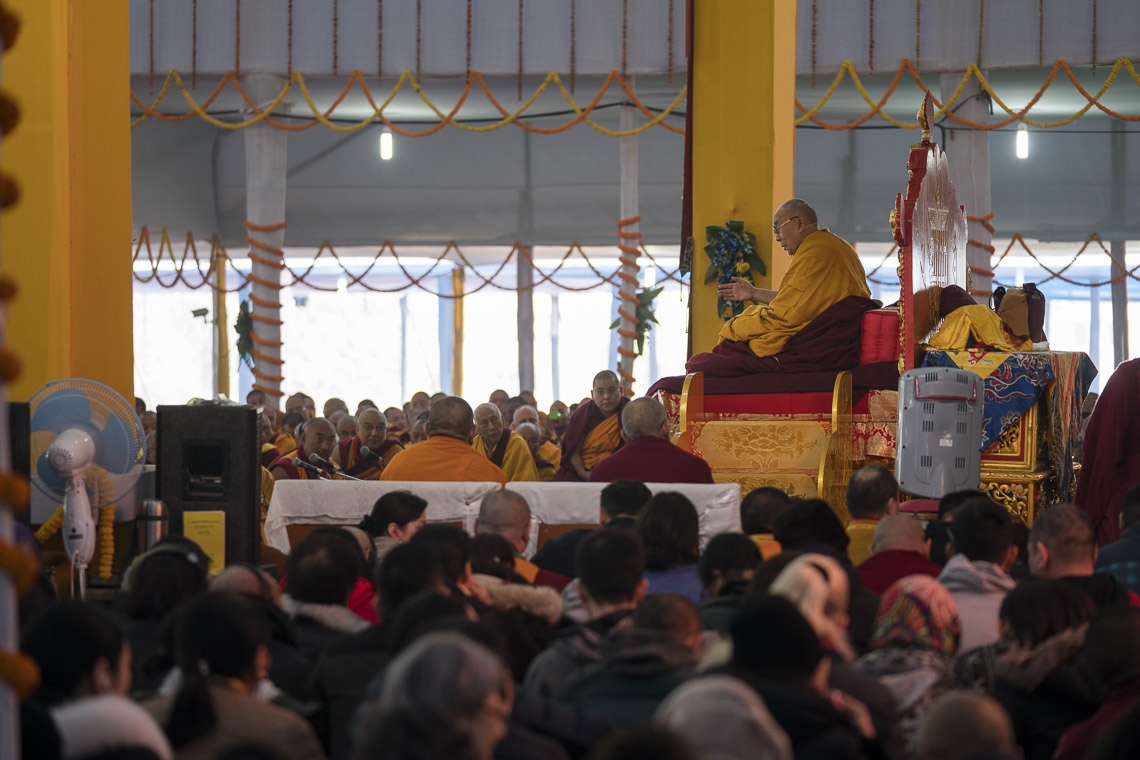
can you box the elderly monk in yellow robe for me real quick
[512,405,562,469]
[515,422,556,481]
[555,370,630,481]
[473,403,538,482]
[715,199,870,357]
[330,408,404,480]
[381,397,507,485]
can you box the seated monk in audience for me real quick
[384,405,410,444]
[555,370,630,481]
[472,403,538,481]
[271,417,338,481]
[407,391,432,419]
[279,412,303,454]
[515,422,555,481]
[323,397,349,418]
[331,408,404,480]
[380,396,507,485]
[285,392,316,420]
[489,388,510,419]
[256,406,283,470]
[335,412,357,442]
[547,400,570,444]
[512,404,562,468]
[588,397,714,484]
[408,411,430,444]
[689,199,872,375]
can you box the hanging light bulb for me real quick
[379,129,394,161]
[1015,124,1029,160]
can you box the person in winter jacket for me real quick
[992,579,1102,760]
[937,497,1018,653]
[524,528,646,697]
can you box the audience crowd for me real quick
[16,387,1140,760]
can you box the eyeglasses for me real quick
[773,217,800,236]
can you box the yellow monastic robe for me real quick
[274,432,297,456]
[473,431,539,482]
[927,305,1034,352]
[539,440,562,469]
[580,414,622,470]
[718,228,871,357]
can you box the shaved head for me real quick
[872,514,930,555]
[775,198,818,226]
[915,691,1017,760]
[512,404,540,430]
[429,397,476,441]
[357,408,389,450]
[323,397,349,418]
[474,402,505,448]
[302,417,337,459]
[336,414,358,440]
[591,370,623,416]
[477,490,532,552]
[621,397,669,440]
[515,422,542,456]
[212,564,281,606]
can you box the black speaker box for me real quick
[157,404,260,567]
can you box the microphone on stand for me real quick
[359,446,382,462]
[310,452,364,482]
[292,458,327,478]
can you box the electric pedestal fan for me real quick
[29,379,144,598]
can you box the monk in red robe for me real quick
[555,370,630,481]
[384,406,410,444]
[1076,358,1140,544]
[589,397,714,484]
[331,408,405,480]
[270,417,338,481]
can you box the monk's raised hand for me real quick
[716,277,755,302]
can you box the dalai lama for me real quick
[331,408,404,480]
[555,370,630,481]
[684,199,873,377]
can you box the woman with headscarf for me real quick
[855,575,961,754]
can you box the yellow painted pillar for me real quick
[689,0,797,355]
[3,1,133,401]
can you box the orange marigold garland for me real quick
[34,506,63,543]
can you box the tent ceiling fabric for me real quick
[129,1,1140,249]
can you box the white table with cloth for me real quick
[265,480,742,557]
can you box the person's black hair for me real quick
[165,593,269,748]
[470,532,519,581]
[636,492,700,572]
[730,593,824,686]
[282,412,304,429]
[845,465,899,520]
[600,479,653,520]
[633,594,701,640]
[358,491,428,538]
[948,496,1014,564]
[218,745,288,760]
[999,578,1096,648]
[1084,606,1140,689]
[772,498,850,554]
[938,488,987,520]
[585,726,699,760]
[409,523,472,584]
[740,487,793,534]
[744,550,806,598]
[576,528,645,605]
[375,543,446,616]
[124,538,209,622]
[21,602,124,706]
[285,528,362,606]
[1124,483,1140,529]
[389,592,475,653]
[698,533,761,592]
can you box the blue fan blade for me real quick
[93,412,140,475]
[31,388,93,434]
[35,452,68,496]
